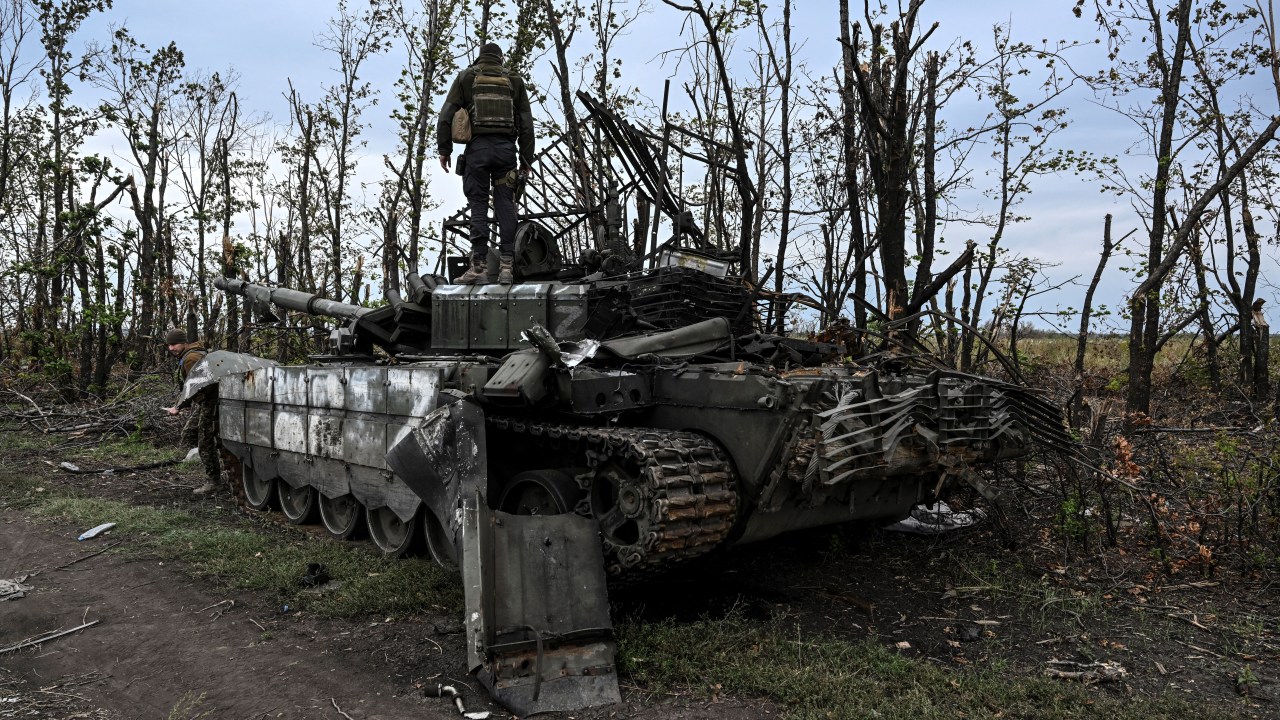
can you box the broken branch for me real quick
[0,620,101,655]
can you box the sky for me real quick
[63,0,1280,330]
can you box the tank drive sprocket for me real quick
[489,418,738,575]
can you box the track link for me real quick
[489,418,738,576]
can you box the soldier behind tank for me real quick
[161,328,221,495]
[436,42,536,286]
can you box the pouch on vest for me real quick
[451,107,472,144]
[471,71,515,133]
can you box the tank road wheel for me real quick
[421,511,457,569]
[319,494,366,540]
[278,482,319,525]
[366,506,419,558]
[242,465,276,512]
[589,462,645,552]
[497,469,583,516]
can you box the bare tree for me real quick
[377,0,461,290]
[1084,0,1280,418]
[314,0,391,302]
[753,0,794,332]
[97,29,187,356]
[0,0,38,208]
[844,0,937,320]
[172,68,241,336]
[662,0,760,280]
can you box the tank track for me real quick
[489,418,738,576]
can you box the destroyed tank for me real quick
[185,91,1072,715]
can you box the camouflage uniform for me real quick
[177,342,221,488]
[191,393,220,485]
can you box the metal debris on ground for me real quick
[0,576,32,601]
[884,502,986,535]
[423,684,490,719]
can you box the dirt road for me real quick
[0,512,466,720]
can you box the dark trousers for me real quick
[463,134,518,260]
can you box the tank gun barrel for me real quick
[215,277,372,322]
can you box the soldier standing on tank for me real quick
[162,328,221,495]
[437,42,535,286]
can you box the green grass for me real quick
[943,555,1113,635]
[86,435,184,464]
[6,480,461,619]
[618,609,1244,720]
[0,426,56,454]
[0,426,460,618]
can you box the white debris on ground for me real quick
[884,501,986,535]
[0,576,32,601]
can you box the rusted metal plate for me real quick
[242,367,272,403]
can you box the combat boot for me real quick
[193,481,218,495]
[498,255,514,285]
[454,256,488,284]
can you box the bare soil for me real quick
[3,428,1278,719]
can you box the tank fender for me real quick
[385,398,488,557]
[183,350,277,406]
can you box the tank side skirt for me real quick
[217,366,449,523]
